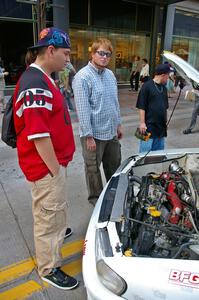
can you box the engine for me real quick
[121,160,199,260]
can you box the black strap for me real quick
[166,88,182,127]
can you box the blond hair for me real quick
[91,38,113,54]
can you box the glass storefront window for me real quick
[174,9,199,39]
[0,20,34,85]
[172,9,199,71]
[69,28,150,83]
[172,36,199,71]
[156,8,199,72]
[69,0,88,25]
[69,0,153,83]
[90,0,136,30]
[0,0,32,19]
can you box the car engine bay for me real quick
[119,153,199,260]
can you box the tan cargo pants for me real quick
[29,166,68,276]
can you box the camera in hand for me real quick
[135,128,151,141]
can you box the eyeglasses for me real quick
[96,50,112,58]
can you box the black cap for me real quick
[155,64,171,75]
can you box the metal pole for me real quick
[36,0,47,36]
[149,4,160,77]
[36,0,41,36]
[162,4,175,52]
[40,0,46,30]
[32,4,38,43]
[53,0,69,32]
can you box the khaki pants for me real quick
[81,137,121,205]
[29,166,68,276]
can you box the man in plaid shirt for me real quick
[73,38,123,206]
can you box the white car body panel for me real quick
[83,188,122,300]
[163,51,199,88]
[105,257,199,300]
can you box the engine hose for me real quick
[165,221,191,234]
[193,189,199,230]
[188,175,199,230]
[167,180,182,224]
[129,175,142,184]
[172,242,197,259]
[188,210,199,234]
[127,216,194,238]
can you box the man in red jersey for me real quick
[13,27,78,290]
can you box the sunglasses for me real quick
[96,50,112,58]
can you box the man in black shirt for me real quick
[136,64,170,153]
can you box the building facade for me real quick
[172,1,199,70]
[0,0,198,85]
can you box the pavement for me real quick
[0,87,199,300]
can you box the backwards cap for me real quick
[29,27,70,49]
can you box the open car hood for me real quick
[162,51,199,90]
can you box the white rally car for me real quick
[83,53,199,300]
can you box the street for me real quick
[0,87,199,299]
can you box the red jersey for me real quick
[13,65,75,181]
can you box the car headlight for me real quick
[96,259,127,296]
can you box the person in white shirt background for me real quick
[139,58,150,86]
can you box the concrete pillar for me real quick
[53,0,69,32]
[163,4,175,51]
[149,4,160,76]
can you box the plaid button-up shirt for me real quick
[72,62,121,140]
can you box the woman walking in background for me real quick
[139,58,150,86]
[129,55,142,91]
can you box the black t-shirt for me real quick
[136,79,169,138]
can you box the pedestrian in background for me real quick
[164,61,175,97]
[0,63,9,113]
[13,27,78,290]
[136,63,170,153]
[139,58,150,86]
[58,62,76,111]
[129,55,142,91]
[166,74,174,98]
[183,89,199,134]
[67,61,76,96]
[72,38,123,206]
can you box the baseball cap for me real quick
[155,64,171,75]
[29,27,70,49]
